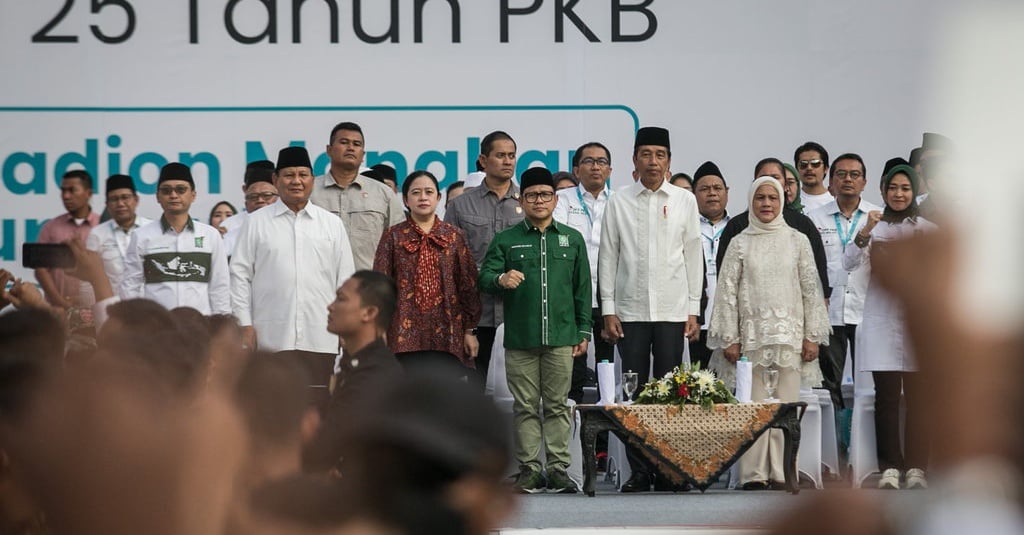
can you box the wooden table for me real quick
[576,402,806,496]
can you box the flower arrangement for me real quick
[635,364,737,410]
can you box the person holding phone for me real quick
[35,169,100,309]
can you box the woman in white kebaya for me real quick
[708,176,830,490]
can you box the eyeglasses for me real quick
[579,157,610,167]
[107,194,135,204]
[245,192,279,202]
[523,191,555,203]
[798,159,824,170]
[696,185,726,193]
[157,185,191,196]
[833,170,863,180]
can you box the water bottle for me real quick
[735,356,753,403]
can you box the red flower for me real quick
[677,384,689,398]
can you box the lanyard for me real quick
[833,211,863,250]
[576,186,607,226]
[702,221,725,268]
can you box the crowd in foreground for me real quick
[1,122,1022,534]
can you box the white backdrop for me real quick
[1,0,962,282]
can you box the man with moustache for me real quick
[794,141,835,212]
[553,142,615,404]
[690,161,730,370]
[444,131,525,387]
[231,147,355,406]
[87,174,152,292]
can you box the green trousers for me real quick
[505,345,574,471]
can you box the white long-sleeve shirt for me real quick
[86,215,152,292]
[120,216,230,315]
[230,199,355,354]
[806,198,880,326]
[598,180,703,322]
[552,184,611,307]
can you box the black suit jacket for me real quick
[302,338,403,472]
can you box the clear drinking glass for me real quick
[762,366,780,402]
[622,371,639,405]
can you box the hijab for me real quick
[880,163,920,223]
[746,176,787,235]
[783,163,805,213]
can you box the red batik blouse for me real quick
[373,217,482,366]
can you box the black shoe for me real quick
[741,481,769,491]
[620,472,652,493]
[769,480,788,491]
[654,474,691,492]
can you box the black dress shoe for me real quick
[654,474,691,492]
[620,472,652,493]
[740,481,769,491]
[769,480,788,491]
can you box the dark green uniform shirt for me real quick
[478,219,592,349]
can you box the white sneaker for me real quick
[905,468,928,489]
[878,468,901,490]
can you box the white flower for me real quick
[693,370,716,389]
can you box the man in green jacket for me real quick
[479,167,592,494]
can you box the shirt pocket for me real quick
[348,209,387,236]
[508,247,540,271]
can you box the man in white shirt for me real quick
[309,122,405,271]
[598,127,702,492]
[221,160,278,256]
[231,147,355,408]
[121,162,230,315]
[689,161,730,371]
[794,141,835,212]
[806,153,880,410]
[87,174,152,292]
[552,141,615,403]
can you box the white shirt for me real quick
[801,190,834,212]
[699,213,730,328]
[86,215,152,291]
[220,210,247,257]
[806,199,881,325]
[598,180,703,322]
[844,216,937,372]
[230,199,355,354]
[552,184,610,306]
[120,217,231,315]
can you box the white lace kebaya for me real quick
[707,177,831,388]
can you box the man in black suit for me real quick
[302,270,403,473]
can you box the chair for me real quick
[849,370,879,488]
[813,388,841,478]
[797,388,824,489]
[484,324,514,413]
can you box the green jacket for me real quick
[478,219,592,349]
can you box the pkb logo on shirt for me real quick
[558,234,570,247]
[195,236,205,248]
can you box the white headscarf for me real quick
[746,176,786,235]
